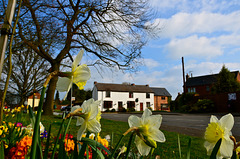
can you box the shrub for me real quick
[126,108,135,112]
[104,109,110,112]
[110,108,116,112]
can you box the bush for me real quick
[118,107,126,112]
[110,108,116,112]
[190,99,215,113]
[127,108,135,112]
[104,109,110,112]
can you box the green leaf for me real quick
[125,132,135,159]
[81,137,111,155]
[178,134,182,159]
[109,134,125,159]
[43,124,51,159]
[30,86,47,159]
[72,140,79,159]
[231,151,237,159]
[0,142,4,159]
[89,144,105,159]
[186,138,191,159]
[51,118,65,159]
[210,138,222,159]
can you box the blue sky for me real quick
[62,0,240,100]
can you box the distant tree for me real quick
[12,0,157,115]
[54,90,60,105]
[66,84,92,105]
[211,65,240,93]
[0,47,49,106]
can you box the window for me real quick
[106,91,111,97]
[146,93,150,98]
[127,101,135,108]
[129,92,133,98]
[161,96,166,100]
[146,102,150,107]
[206,86,210,92]
[188,87,196,93]
[103,101,112,108]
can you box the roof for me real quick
[94,83,154,93]
[150,87,171,97]
[186,71,239,87]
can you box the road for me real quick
[101,112,240,139]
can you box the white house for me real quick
[92,82,154,111]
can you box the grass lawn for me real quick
[39,114,208,159]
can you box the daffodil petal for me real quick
[89,102,99,120]
[204,141,214,155]
[210,115,218,123]
[72,49,84,72]
[81,98,95,113]
[56,77,71,92]
[128,115,141,128]
[77,122,87,140]
[144,115,162,128]
[87,119,101,133]
[148,128,166,142]
[219,138,234,158]
[142,108,152,119]
[135,136,151,156]
[219,113,234,130]
[76,117,84,126]
[71,106,81,113]
[73,64,91,83]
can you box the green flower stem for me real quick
[30,71,58,159]
[125,132,135,159]
[30,86,46,159]
[109,134,125,159]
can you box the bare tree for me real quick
[1,46,49,106]
[15,0,157,115]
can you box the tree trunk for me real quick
[42,63,59,115]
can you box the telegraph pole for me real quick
[182,57,186,94]
[0,0,17,80]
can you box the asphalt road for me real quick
[101,112,240,139]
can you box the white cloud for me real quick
[165,35,222,59]
[143,58,160,68]
[150,0,240,14]
[154,11,240,38]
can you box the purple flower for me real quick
[40,130,48,138]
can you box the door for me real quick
[140,103,143,111]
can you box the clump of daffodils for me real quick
[128,108,166,156]
[204,113,234,158]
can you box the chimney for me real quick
[94,81,97,85]
[186,74,189,81]
[131,83,135,86]
[146,84,149,87]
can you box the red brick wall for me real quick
[194,92,240,112]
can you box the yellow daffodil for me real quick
[71,98,101,140]
[128,108,166,156]
[204,113,234,158]
[56,49,91,99]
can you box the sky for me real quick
[62,0,240,100]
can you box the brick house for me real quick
[185,71,240,96]
[27,92,41,108]
[150,87,171,111]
